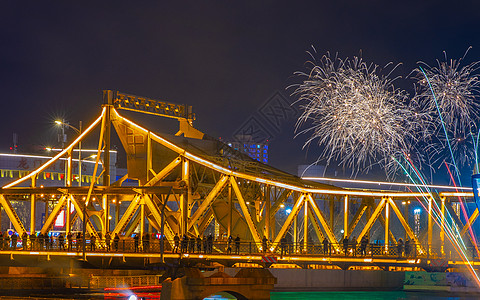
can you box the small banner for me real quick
[472,174,480,204]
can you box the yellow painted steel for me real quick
[348,201,367,236]
[230,177,262,248]
[69,195,99,238]
[344,195,348,238]
[272,194,305,250]
[188,175,228,231]
[385,198,390,252]
[144,157,181,187]
[461,208,479,236]
[306,194,338,249]
[441,197,446,255]
[0,195,26,235]
[30,176,36,233]
[2,109,105,189]
[307,205,324,242]
[303,199,308,252]
[387,197,423,253]
[356,197,386,244]
[112,194,141,236]
[428,196,433,254]
[40,195,67,234]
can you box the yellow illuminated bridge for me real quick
[0,90,478,272]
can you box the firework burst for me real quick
[412,49,480,170]
[293,52,418,174]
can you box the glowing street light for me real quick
[55,119,85,259]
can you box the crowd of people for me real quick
[0,230,419,258]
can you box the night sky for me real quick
[2,1,480,178]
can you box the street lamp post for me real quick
[55,120,85,258]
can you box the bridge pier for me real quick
[160,268,276,300]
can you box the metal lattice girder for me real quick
[306,194,338,247]
[69,195,100,239]
[461,208,479,236]
[40,195,67,234]
[230,177,262,247]
[112,194,141,235]
[188,175,229,232]
[0,195,26,235]
[271,194,305,250]
[356,197,387,244]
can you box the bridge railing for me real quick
[2,236,475,262]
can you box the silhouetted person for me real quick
[133,234,139,252]
[397,238,404,257]
[90,234,96,251]
[235,235,241,255]
[405,238,411,257]
[343,236,349,256]
[351,236,357,256]
[262,236,268,253]
[280,236,287,257]
[59,233,65,250]
[67,232,72,251]
[105,232,111,252]
[322,237,329,255]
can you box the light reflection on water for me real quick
[270,291,480,300]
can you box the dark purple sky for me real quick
[1,1,480,176]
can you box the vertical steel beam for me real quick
[441,196,446,255]
[30,176,36,233]
[140,195,145,246]
[147,133,152,182]
[227,182,232,237]
[265,185,271,240]
[66,195,71,234]
[102,90,113,187]
[344,195,348,238]
[294,211,298,250]
[329,197,334,229]
[385,197,390,253]
[180,158,189,235]
[428,196,433,254]
[303,198,308,252]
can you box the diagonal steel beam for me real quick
[348,201,367,236]
[307,203,324,242]
[230,177,262,248]
[69,195,99,238]
[112,194,141,235]
[388,197,425,253]
[145,156,182,187]
[461,208,479,236]
[0,195,27,235]
[188,175,228,231]
[306,194,338,248]
[356,197,386,244]
[271,194,305,250]
[40,195,67,234]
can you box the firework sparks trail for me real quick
[395,156,480,287]
[293,52,418,175]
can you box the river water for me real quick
[270,291,480,300]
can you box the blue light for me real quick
[285,208,292,215]
[414,208,421,214]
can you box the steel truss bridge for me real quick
[1,90,479,271]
